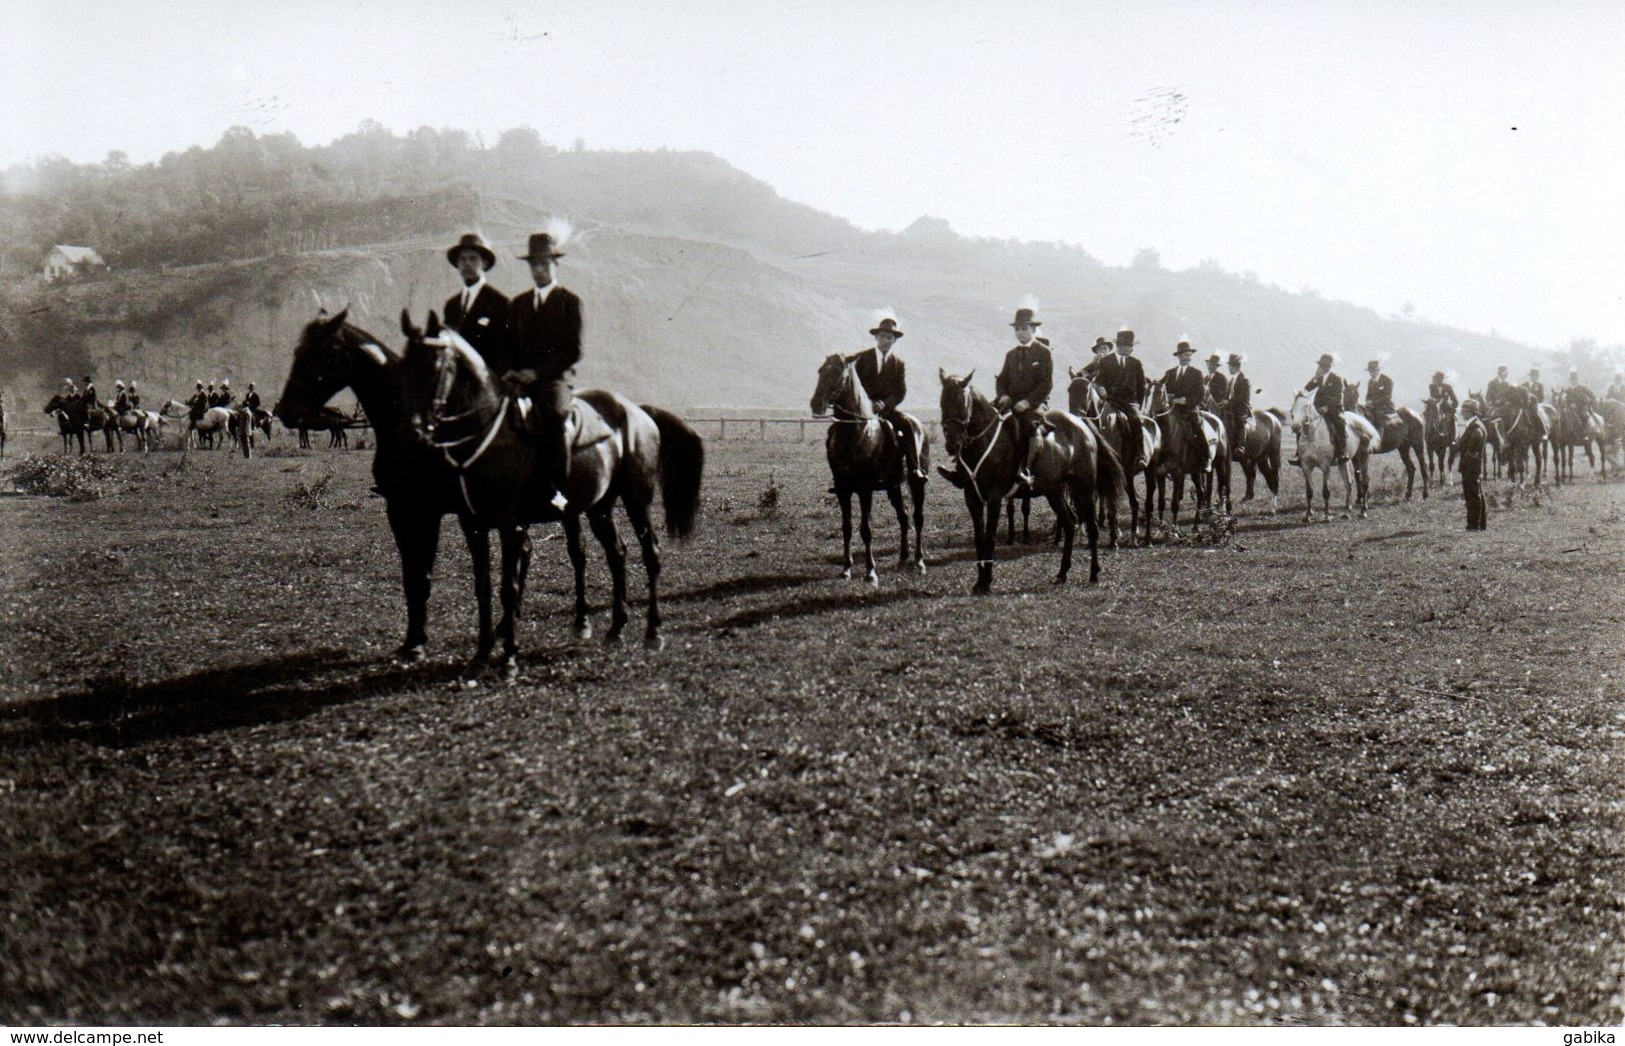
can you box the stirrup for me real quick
[1286,457,1301,467]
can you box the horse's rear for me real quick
[1031,409,1116,584]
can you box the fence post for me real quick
[719,418,726,439]
[759,419,767,440]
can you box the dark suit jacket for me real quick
[1307,372,1346,414]
[996,342,1053,406]
[1162,365,1206,409]
[497,284,583,382]
[1226,372,1251,419]
[1458,417,1486,471]
[1096,353,1147,407]
[854,348,906,410]
[1428,381,1458,413]
[443,282,511,363]
[1364,373,1394,414]
[1206,371,1230,408]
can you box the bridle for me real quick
[418,335,511,515]
[815,357,872,425]
[941,382,1006,508]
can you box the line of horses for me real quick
[808,355,1625,596]
[33,392,373,458]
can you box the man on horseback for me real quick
[1363,359,1395,430]
[242,382,262,412]
[1223,352,1251,453]
[1094,327,1148,470]
[1458,398,1489,531]
[113,381,132,414]
[1162,341,1211,472]
[127,382,141,410]
[1080,336,1113,379]
[442,233,510,364]
[1204,352,1229,413]
[79,375,98,408]
[1427,371,1458,415]
[1524,365,1545,404]
[1290,353,1348,466]
[979,306,1053,495]
[1485,365,1512,419]
[187,381,209,423]
[497,231,581,513]
[854,315,925,482]
[1563,369,1598,416]
[218,380,235,408]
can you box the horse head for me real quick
[1066,368,1102,417]
[810,353,867,419]
[277,307,394,429]
[937,369,978,456]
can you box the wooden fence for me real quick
[685,416,944,442]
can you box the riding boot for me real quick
[1006,423,1036,500]
[550,421,570,511]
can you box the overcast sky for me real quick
[6,0,1622,347]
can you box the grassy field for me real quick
[1,430,1621,1026]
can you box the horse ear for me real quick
[326,307,349,331]
[427,311,443,337]
[938,367,947,382]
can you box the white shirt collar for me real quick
[461,277,486,303]
[534,282,557,305]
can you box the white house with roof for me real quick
[42,245,106,281]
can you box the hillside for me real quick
[0,130,1597,412]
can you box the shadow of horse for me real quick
[0,650,446,752]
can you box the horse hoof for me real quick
[866,573,879,589]
[574,622,593,641]
[839,568,852,580]
[644,633,666,652]
[603,630,624,648]
[498,660,519,686]
[1051,575,1067,586]
[395,645,426,664]
[914,561,927,576]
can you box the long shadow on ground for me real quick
[0,650,465,751]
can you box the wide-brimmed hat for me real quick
[1367,359,1382,369]
[1461,398,1481,414]
[446,233,496,270]
[1174,341,1195,357]
[1316,353,1336,368]
[115,380,125,387]
[519,232,566,260]
[1529,365,1541,373]
[1116,328,1135,346]
[1496,365,1508,373]
[1093,336,1111,351]
[1010,308,1041,328]
[1432,370,1445,380]
[869,317,904,338]
[1205,352,1221,364]
[1228,353,1245,365]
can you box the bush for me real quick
[6,455,122,501]
[285,471,339,510]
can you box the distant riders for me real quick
[1524,365,1544,404]
[113,381,132,414]
[1609,373,1625,402]
[1203,352,1229,413]
[992,307,1054,495]
[1161,341,1211,472]
[1290,353,1349,466]
[1362,359,1395,432]
[1094,327,1149,470]
[242,382,262,412]
[188,381,209,423]
[1426,371,1458,417]
[1222,352,1251,453]
[854,315,925,482]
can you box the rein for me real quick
[420,337,514,516]
[943,393,1008,506]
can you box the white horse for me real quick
[114,409,165,452]
[188,406,234,450]
[1290,392,1379,521]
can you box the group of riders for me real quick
[183,377,264,418]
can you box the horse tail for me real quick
[1094,425,1125,500]
[643,405,705,540]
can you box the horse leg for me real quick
[386,500,440,662]
[857,488,879,588]
[494,525,525,684]
[909,475,927,574]
[1004,498,1016,545]
[586,506,631,645]
[1049,490,1076,585]
[562,513,593,640]
[884,483,910,571]
[968,489,994,595]
[623,497,665,650]
[838,488,855,580]
[1022,495,1033,545]
[457,516,495,670]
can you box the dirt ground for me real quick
[2,430,1621,1025]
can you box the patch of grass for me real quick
[5,454,122,501]
[284,470,343,510]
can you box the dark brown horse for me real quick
[1144,381,1218,534]
[1229,408,1283,513]
[1423,397,1457,488]
[1492,386,1546,487]
[42,394,89,455]
[809,353,927,585]
[277,309,702,681]
[939,370,1120,593]
[1067,370,1136,546]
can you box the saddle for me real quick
[515,395,615,452]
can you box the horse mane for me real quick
[434,328,494,386]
